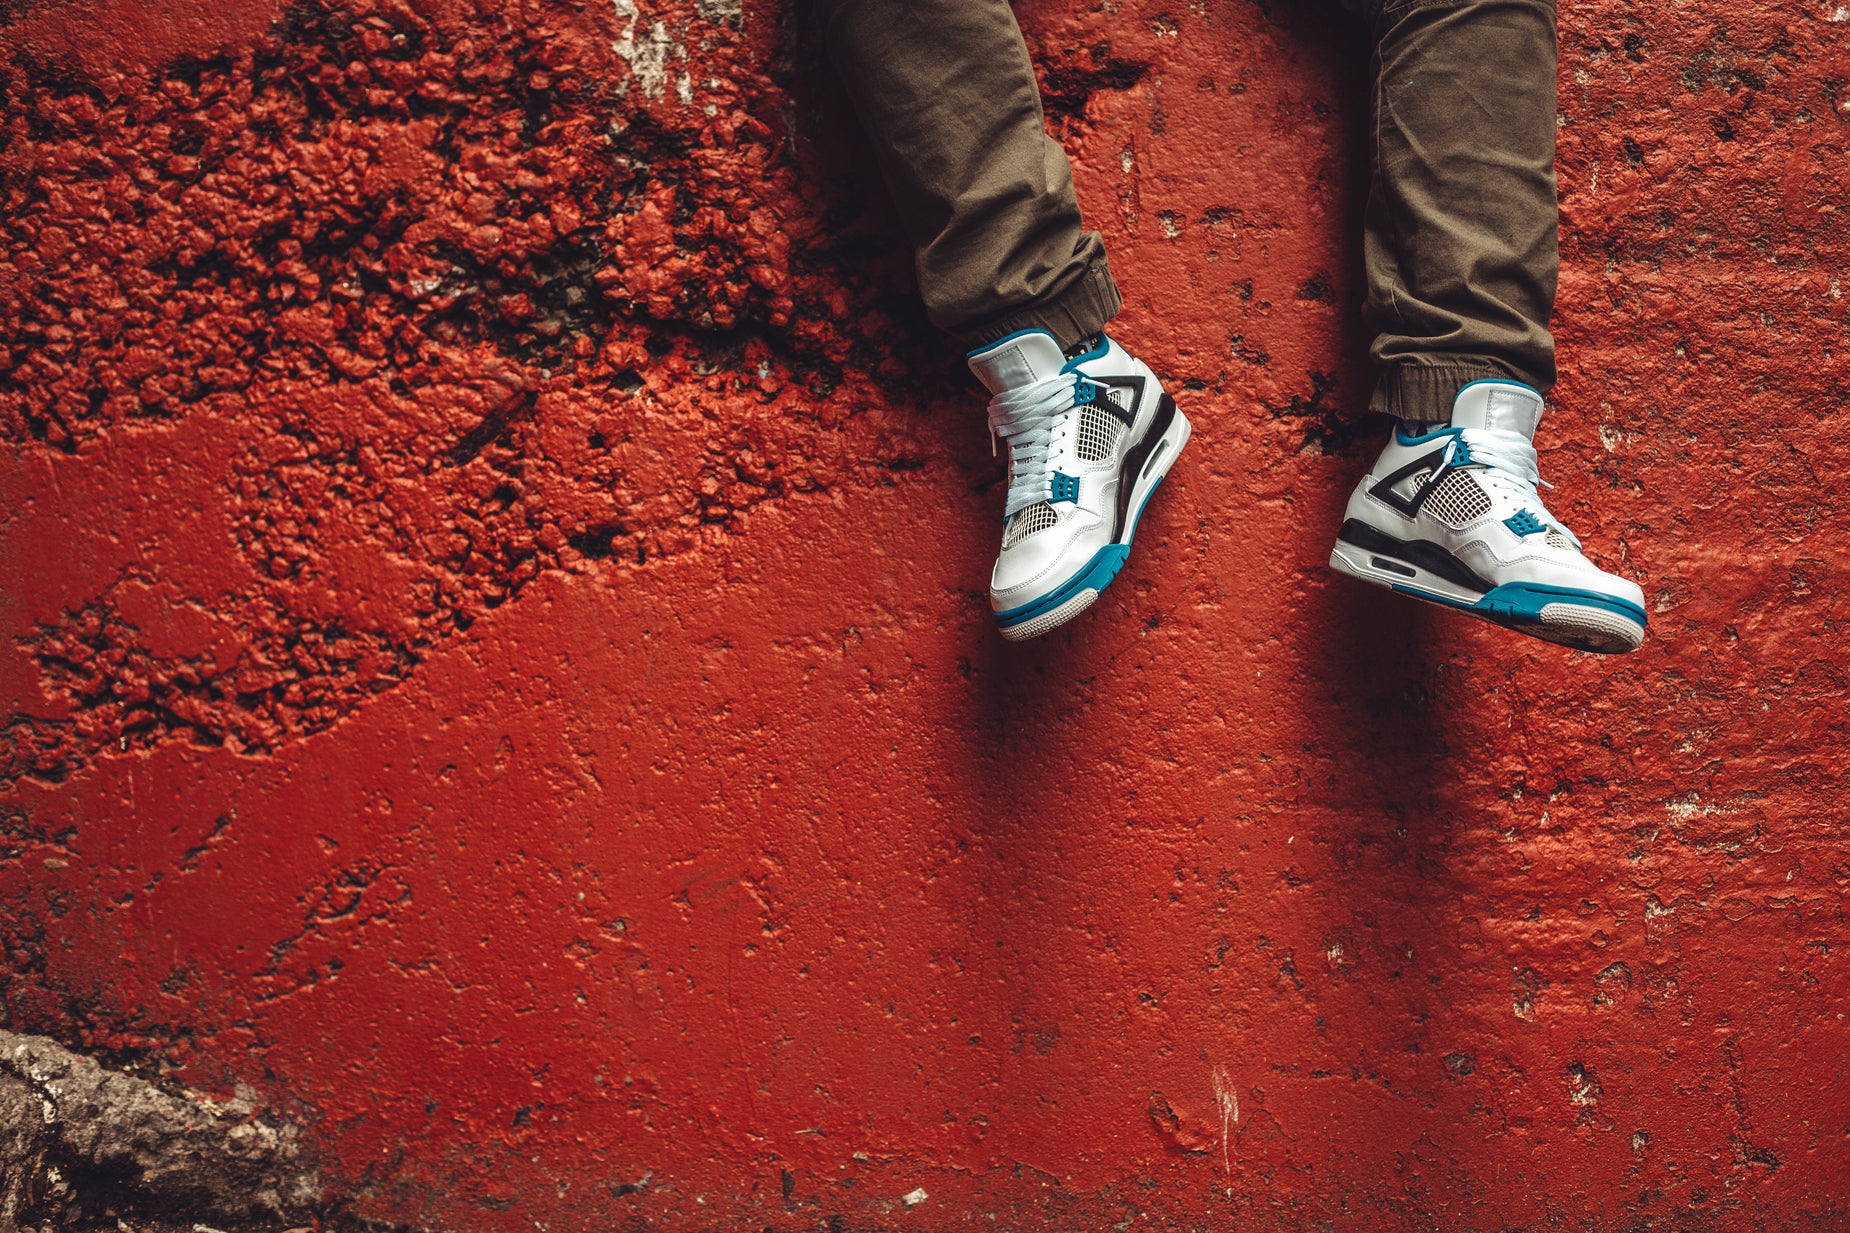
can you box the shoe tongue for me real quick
[1450,381,1543,438]
[966,330,1068,396]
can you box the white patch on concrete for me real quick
[696,0,743,22]
[1121,148,1135,174]
[1212,1066,1238,1177]
[1664,791,1734,823]
[1598,423,1623,451]
[613,0,686,102]
[901,1188,929,1207]
[1831,5,1849,21]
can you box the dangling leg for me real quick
[1329,0,1648,654]
[1360,0,1559,418]
[815,0,1192,641]
[813,0,1118,348]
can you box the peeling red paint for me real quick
[3,0,1848,1230]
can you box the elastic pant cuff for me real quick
[957,251,1122,352]
[1368,361,1550,422]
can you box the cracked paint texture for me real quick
[1,0,1847,1229]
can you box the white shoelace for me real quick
[1444,427,1580,549]
[987,373,1078,519]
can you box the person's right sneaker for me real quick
[968,329,1191,641]
[1328,379,1648,654]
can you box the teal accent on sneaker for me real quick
[1388,425,1475,469]
[1394,580,1648,627]
[1074,379,1101,406]
[965,327,1060,359]
[1504,510,1546,536]
[1049,472,1079,503]
[1478,582,1648,626]
[1394,423,1461,447]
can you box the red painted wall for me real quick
[3,0,1847,1228]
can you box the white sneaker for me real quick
[1328,380,1648,654]
[967,329,1192,641]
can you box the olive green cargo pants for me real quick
[815,0,1559,421]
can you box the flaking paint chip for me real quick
[901,1188,929,1207]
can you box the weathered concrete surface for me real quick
[0,1031,318,1227]
[1,0,1846,1230]
[0,1070,51,1231]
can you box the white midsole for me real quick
[1329,538,1483,606]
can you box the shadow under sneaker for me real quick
[1328,380,1648,655]
[968,329,1192,642]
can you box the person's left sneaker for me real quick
[968,329,1191,641]
[1328,379,1648,654]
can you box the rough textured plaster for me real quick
[1,0,1847,1229]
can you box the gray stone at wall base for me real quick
[0,1070,53,1233]
[0,1032,319,1230]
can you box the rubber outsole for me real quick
[999,587,1102,642]
[1329,536,1646,655]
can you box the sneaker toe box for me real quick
[991,520,1105,610]
[1459,536,1645,608]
